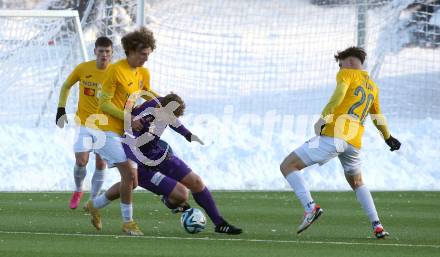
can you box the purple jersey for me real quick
[123,97,192,165]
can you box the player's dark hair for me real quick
[95,36,113,48]
[160,93,185,117]
[334,46,366,64]
[121,27,156,56]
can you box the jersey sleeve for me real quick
[57,64,81,107]
[369,88,391,139]
[170,119,192,138]
[99,65,125,120]
[320,70,351,118]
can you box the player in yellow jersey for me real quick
[56,37,113,210]
[85,27,159,236]
[280,47,401,238]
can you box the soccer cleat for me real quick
[373,224,389,239]
[122,221,144,236]
[69,191,84,209]
[215,220,243,235]
[84,200,102,230]
[297,204,323,234]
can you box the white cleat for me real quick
[297,205,323,234]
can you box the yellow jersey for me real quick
[57,60,107,126]
[321,68,388,148]
[97,59,157,135]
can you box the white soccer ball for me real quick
[180,208,207,234]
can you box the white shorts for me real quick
[94,131,129,167]
[73,126,97,153]
[294,136,361,175]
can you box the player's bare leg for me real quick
[161,183,191,213]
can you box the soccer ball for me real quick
[180,208,207,234]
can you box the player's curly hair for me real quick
[121,27,156,56]
[160,92,186,117]
[334,46,366,64]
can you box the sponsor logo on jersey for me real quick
[82,80,98,88]
[84,87,96,96]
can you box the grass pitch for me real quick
[0,191,438,257]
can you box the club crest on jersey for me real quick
[128,82,133,87]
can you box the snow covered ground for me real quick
[0,115,438,191]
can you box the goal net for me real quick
[79,0,439,127]
[0,10,88,127]
[0,0,439,190]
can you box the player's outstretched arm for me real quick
[371,114,400,151]
[170,122,205,145]
[171,122,205,144]
[369,91,401,152]
[186,134,205,145]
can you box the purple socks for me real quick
[192,187,223,226]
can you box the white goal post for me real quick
[0,9,89,127]
[0,10,88,61]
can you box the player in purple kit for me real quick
[123,92,243,235]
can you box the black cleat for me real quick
[215,220,243,235]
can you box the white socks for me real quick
[355,185,379,223]
[90,169,105,199]
[121,203,133,223]
[93,193,111,209]
[286,172,315,212]
[73,164,87,192]
[74,165,105,197]
[93,195,133,223]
